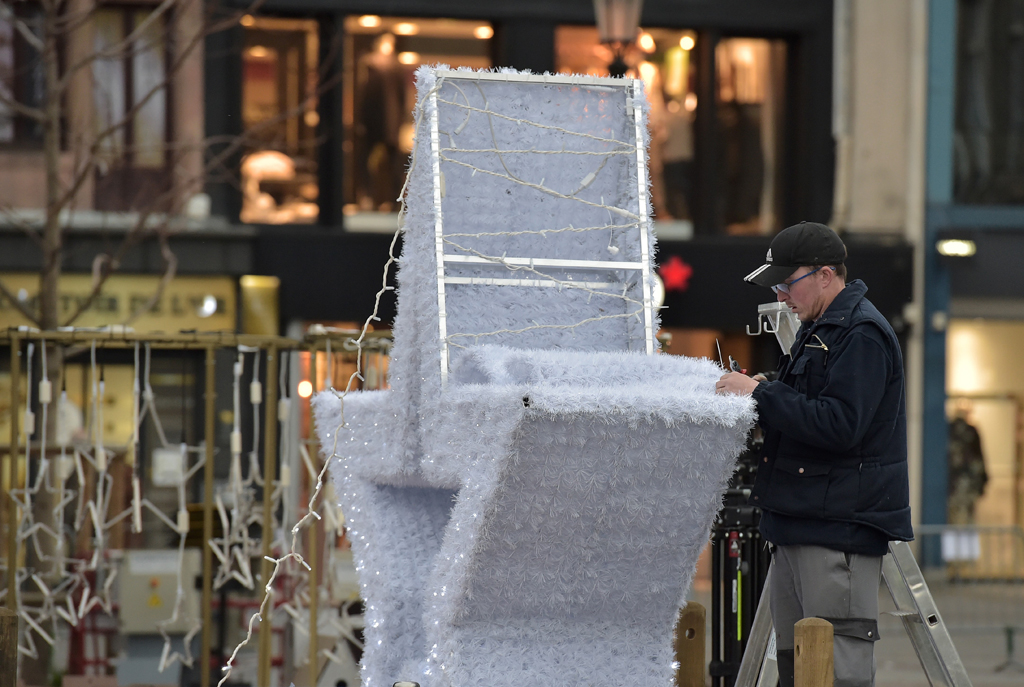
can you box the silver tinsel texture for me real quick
[314,66,755,687]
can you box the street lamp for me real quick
[593,0,644,77]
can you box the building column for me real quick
[317,14,345,228]
[66,0,95,210]
[921,0,959,528]
[204,3,243,222]
[692,29,720,235]
[172,0,206,213]
[492,19,556,74]
[904,0,929,529]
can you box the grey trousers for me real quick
[770,545,883,687]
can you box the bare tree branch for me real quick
[122,231,177,325]
[57,0,178,93]
[61,163,193,326]
[49,0,333,329]
[0,1,45,52]
[51,2,98,34]
[0,276,40,326]
[60,251,113,325]
[199,67,345,191]
[0,85,46,122]
[0,206,44,247]
[58,0,267,212]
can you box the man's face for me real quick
[776,266,824,322]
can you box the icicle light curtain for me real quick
[314,66,755,687]
[3,341,208,671]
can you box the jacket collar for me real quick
[813,279,868,328]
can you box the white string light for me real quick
[214,70,430,687]
[216,70,650,685]
[3,337,212,673]
[444,222,639,239]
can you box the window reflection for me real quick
[0,20,16,142]
[240,17,320,224]
[0,6,43,144]
[555,27,785,236]
[955,0,1024,204]
[342,17,492,227]
[92,7,170,211]
[716,38,785,235]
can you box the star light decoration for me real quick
[658,255,693,292]
[2,341,206,672]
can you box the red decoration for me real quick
[659,255,693,292]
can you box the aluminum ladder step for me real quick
[736,540,973,687]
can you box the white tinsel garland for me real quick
[314,66,755,687]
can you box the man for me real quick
[716,221,913,687]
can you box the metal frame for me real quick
[883,540,973,686]
[428,71,658,385]
[0,328,390,687]
[435,69,626,89]
[444,277,626,290]
[631,78,656,355]
[736,541,973,687]
[430,86,450,389]
[443,255,645,271]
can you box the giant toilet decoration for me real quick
[314,66,755,687]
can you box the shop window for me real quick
[955,0,1024,204]
[240,16,320,224]
[93,7,171,211]
[555,27,786,236]
[0,6,44,144]
[342,16,492,228]
[715,38,786,235]
[947,319,1024,527]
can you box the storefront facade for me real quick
[925,0,1024,530]
[211,0,836,237]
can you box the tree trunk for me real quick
[39,6,63,332]
[21,9,67,683]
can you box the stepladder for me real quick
[735,540,974,687]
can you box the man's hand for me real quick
[716,371,762,396]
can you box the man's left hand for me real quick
[716,372,760,396]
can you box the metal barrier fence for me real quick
[911,524,1024,673]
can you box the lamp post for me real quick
[593,0,644,77]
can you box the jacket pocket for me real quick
[768,456,831,516]
[856,461,909,512]
[784,352,827,399]
[824,465,860,519]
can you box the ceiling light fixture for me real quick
[936,239,977,257]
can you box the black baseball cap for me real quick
[743,221,847,288]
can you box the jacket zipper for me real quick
[805,334,829,367]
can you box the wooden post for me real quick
[5,335,19,610]
[258,346,280,687]
[200,345,216,687]
[795,618,834,687]
[674,601,706,687]
[0,606,17,687]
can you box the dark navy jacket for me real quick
[749,280,914,552]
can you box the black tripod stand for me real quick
[709,434,771,687]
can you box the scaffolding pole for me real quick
[309,349,319,684]
[5,333,19,610]
[201,345,216,687]
[258,345,279,687]
[0,327,391,684]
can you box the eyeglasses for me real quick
[771,266,835,295]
